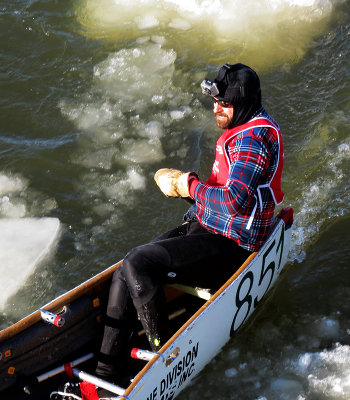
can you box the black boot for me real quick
[95,314,132,381]
[96,267,135,381]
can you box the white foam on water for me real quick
[0,218,61,309]
[292,344,350,399]
[185,309,349,400]
[76,0,338,69]
[289,138,350,263]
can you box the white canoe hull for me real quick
[124,208,292,400]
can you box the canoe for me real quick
[0,207,293,400]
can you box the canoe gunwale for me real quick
[0,260,123,342]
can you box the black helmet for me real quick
[214,63,260,104]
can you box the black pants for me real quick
[96,221,251,379]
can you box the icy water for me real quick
[1,0,349,399]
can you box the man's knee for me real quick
[124,243,170,274]
[123,243,170,301]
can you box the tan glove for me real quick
[154,168,196,198]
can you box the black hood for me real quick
[214,63,262,127]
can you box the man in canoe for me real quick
[96,63,284,384]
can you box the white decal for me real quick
[213,160,220,174]
[216,145,223,155]
[146,342,199,400]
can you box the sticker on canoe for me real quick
[146,342,199,400]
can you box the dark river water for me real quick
[1,0,349,399]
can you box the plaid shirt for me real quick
[189,108,283,252]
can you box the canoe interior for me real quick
[0,276,208,399]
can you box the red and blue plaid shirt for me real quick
[189,108,284,252]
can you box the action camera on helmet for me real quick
[200,78,219,97]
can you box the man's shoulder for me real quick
[222,108,279,146]
[251,108,280,130]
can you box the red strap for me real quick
[64,362,73,379]
[80,381,99,400]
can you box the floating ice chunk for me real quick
[286,0,324,6]
[170,110,186,120]
[293,344,350,399]
[228,348,240,359]
[76,102,114,130]
[170,106,192,120]
[0,174,27,196]
[239,362,248,370]
[0,174,28,217]
[297,353,312,373]
[135,36,150,44]
[0,218,61,308]
[103,168,146,204]
[316,317,340,339]
[120,138,165,164]
[143,121,164,139]
[79,0,335,71]
[225,368,238,378]
[338,142,350,155]
[138,15,159,29]
[92,202,115,217]
[74,242,83,251]
[168,18,191,30]
[125,168,146,190]
[76,148,116,170]
[271,378,303,395]
[151,35,166,45]
[0,196,26,218]
[254,381,262,389]
[151,95,164,104]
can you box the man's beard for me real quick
[215,113,233,130]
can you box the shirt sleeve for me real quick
[191,129,270,216]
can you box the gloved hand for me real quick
[154,168,197,198]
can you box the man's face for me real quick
[213,99,234,130]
